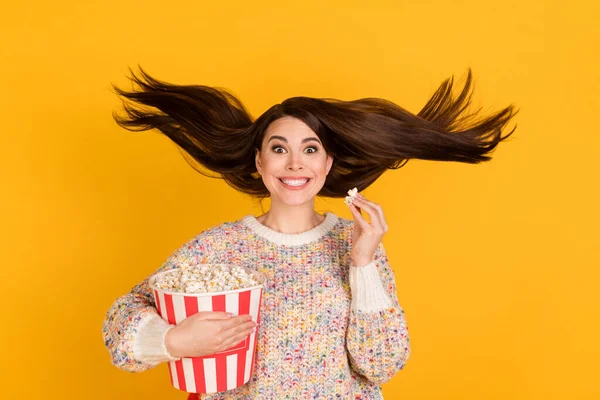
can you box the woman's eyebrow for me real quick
[267,135,321,144]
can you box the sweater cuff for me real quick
[349,261,393,312]
[132,313,181,364]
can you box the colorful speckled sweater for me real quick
[102,212,410,399]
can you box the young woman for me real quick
[102,67,517,399]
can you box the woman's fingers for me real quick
[218,321,256,350]
[221,319,256,339]
[354,197,381,230]
[217,315,252,331]
[195,311,234,321]
[352,196,387,233]
[349,202,370,232]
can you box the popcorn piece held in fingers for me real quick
[344,187,359,206]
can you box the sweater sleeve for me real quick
[346,242,411,385]
[101,233,213,373]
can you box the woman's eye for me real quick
[271,146,318,154]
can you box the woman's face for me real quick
[255,116,333,207]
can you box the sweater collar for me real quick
[241,212,339,246]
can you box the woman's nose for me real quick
[286,154,304,170]
[286,163,303,171]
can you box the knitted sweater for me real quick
[102,212,411,399]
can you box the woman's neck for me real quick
[256,208,326,234]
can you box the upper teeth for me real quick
[281,179,308,186]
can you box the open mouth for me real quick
[279,178,311,189]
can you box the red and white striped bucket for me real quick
[149,265,265,394]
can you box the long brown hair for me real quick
[112,66,518,199]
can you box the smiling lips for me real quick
[279,177,311,190]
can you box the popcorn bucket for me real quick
[149,265,265,394]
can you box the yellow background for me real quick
[1,0,598,398]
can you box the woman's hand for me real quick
[165,311,257,358]
[347,192,389,267]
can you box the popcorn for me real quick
[153,264,259,294]
[150,264,265,393]
[344,187,359,206]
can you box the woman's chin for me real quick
[274,194,314,207]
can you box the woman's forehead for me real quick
[264,116,318,140]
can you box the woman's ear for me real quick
[326,154,333,175]
[255,148,262,175]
